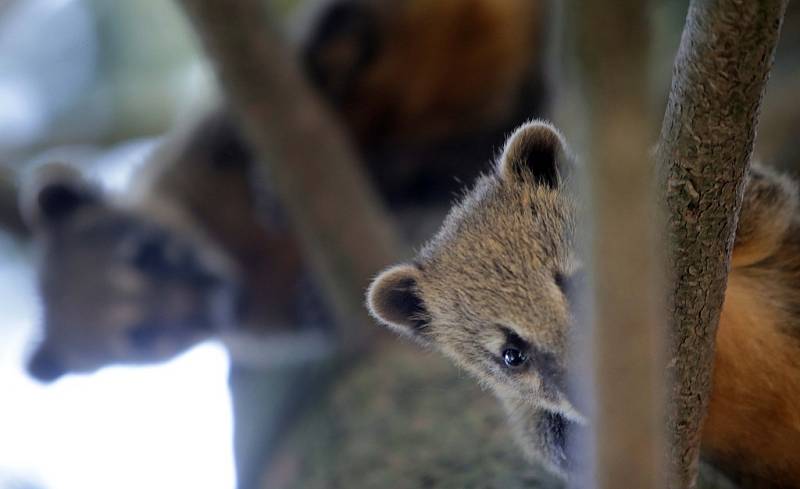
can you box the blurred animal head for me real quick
[367,122,584,474]
[20,164,240,382]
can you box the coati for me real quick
[22,0,548,381]
[20,161,241,381]
[21,113,335,382]
[367,121,800,486]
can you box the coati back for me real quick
[301,0,547,206]
[368,122,800,486]
[302,0,545,147]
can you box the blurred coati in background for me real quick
[22,0,549,381]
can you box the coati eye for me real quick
[503,347,528,368]
[498,327,530,369]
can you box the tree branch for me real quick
[175,0,403,350]
[656,1,787,488]
[0,167,29,240]
[570,1,664,488]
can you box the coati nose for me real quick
[27,349,65,383]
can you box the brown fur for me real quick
[303,0,544,146]
[705,172,800,486]
[369,122,800,486]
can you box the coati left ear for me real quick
[498,120,568,188]
[367,264,430,343]
[19,163,101,229]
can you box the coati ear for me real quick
[498,120,568,188]
[367,264,430,342]
[303,1,380,103]
[20,163,101,228]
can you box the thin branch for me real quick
[176,0,403,351]
[656,1,787,488]
[0,167,29,240]
[570,1,663,488]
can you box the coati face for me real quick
[21,165,240,382]
[368,122,583,473]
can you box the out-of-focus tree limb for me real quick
[570,1,663,488]
[0,167,29,240]
[656,1,787,488]
[176,0,403,351]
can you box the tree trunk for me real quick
[176,0,402,351]
[570,1,664,488]
[656,1,787,488]
[0,167,28,240]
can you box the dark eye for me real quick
[503,347,528,368]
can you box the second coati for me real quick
[368,121,800,486]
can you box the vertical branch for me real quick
[570,1,663,488]
[0,167,29,240]
[656,1,787,488]
[176,0,402,350]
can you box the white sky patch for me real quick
[0,239,236,489]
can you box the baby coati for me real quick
[368,121,800,485]
[22,0,549,381]
[21,113,336,382]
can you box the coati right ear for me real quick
[367,264,430,342]
[498,120,568,188]
[20,163,101,229]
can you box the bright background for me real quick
[0,236,236,489]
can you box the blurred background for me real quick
[0,1,798,488]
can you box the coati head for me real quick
[368,121,583,474]
[20,164,240,382]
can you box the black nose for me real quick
[27,348,65,383]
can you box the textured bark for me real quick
[656,1,787,488]
[571,2,663,488]
[176,0,402,350]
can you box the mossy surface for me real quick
[236,341,737,489]
[255,342,560,489]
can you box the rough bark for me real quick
[656,1,787,488]
[176,0,403,350]
[570,1,664,488]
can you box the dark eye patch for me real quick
[123,229,222,287]
[496,326,532,369]
[496,326,566,399]
[127,323,161,350]
[132,233,168,274]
